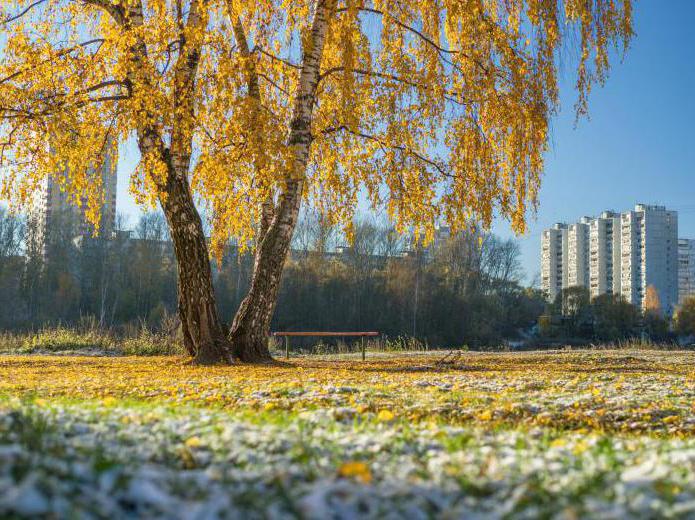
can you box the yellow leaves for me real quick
[184,436,203,448]
[3,351,695,438]
[356,404,370,414]
[550,438,567,448]
[377,409,395,422]
[0,0,632,250]
[337,461,372,484]
[477,410,493,421]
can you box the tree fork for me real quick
[229,179,303,362]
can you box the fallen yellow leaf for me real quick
[338,461,372,484]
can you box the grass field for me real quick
[2,350,695,518]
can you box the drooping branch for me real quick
[320,124,453,178]
[252,46,301,70]
[0,38,105,85]
[319,67,469,106]
[225,5,275,243]
[337,6,493,77]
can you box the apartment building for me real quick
[541,223,568,301]
[541,204,679,314]
[567,217,591,288]
[620,204,677,312]
[678,239,695,304]
[28,151,117,256]
[589,211,622,298]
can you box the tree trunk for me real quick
[160,170,232,365]
[229,179,303,362]
[97,0,227,363]
[229,0,336,361]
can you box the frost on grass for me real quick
[1,351,695,518]
[2,403,695,519]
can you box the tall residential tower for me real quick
[541,204,679,314]
[567,217,591,288]
[541,223,568,302]
[28,151,117,256]
[678,239,695,304]
[589,211,622,298]
[619,204,678,312]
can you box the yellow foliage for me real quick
[377,409,395,422]
[0,0,632,247]
[644,285,662,315]
[477,410,493,421]
[5,349,692,437]
[185,436,203,448]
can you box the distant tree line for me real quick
[0,207,545,348]
[539,285,679,343]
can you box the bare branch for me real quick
[2,0,48,24]
[257,73,290,97]
[84,79,127,93]
[86,94,129,103]
[158,40,183,76]
[252,46,301,70]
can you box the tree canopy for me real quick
[1,0,632,248]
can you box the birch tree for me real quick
[1,0,633,363]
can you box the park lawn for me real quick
[1,350,695,518]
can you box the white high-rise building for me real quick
[541,223,568,301]
[619,204,677,313]
[541,204,679,314]
[567,217,591,288]
[678,239,695,305]
[589,211,622,298]
[28,151,117,256]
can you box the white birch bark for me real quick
[229,0,337,361]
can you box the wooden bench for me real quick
[271,331,380,360]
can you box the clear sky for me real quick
[114,0,695,283]
[493,0,695,282]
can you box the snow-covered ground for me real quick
[1,351,695,518]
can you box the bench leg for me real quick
[285,337,290,359]
[361,337,365,361]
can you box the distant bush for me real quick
[122,327,183,356]
[21,327,118,353]
[675,297,695,337]
[0,314,183,356]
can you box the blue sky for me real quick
[114,0,695,282]
[493,0,695,282]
